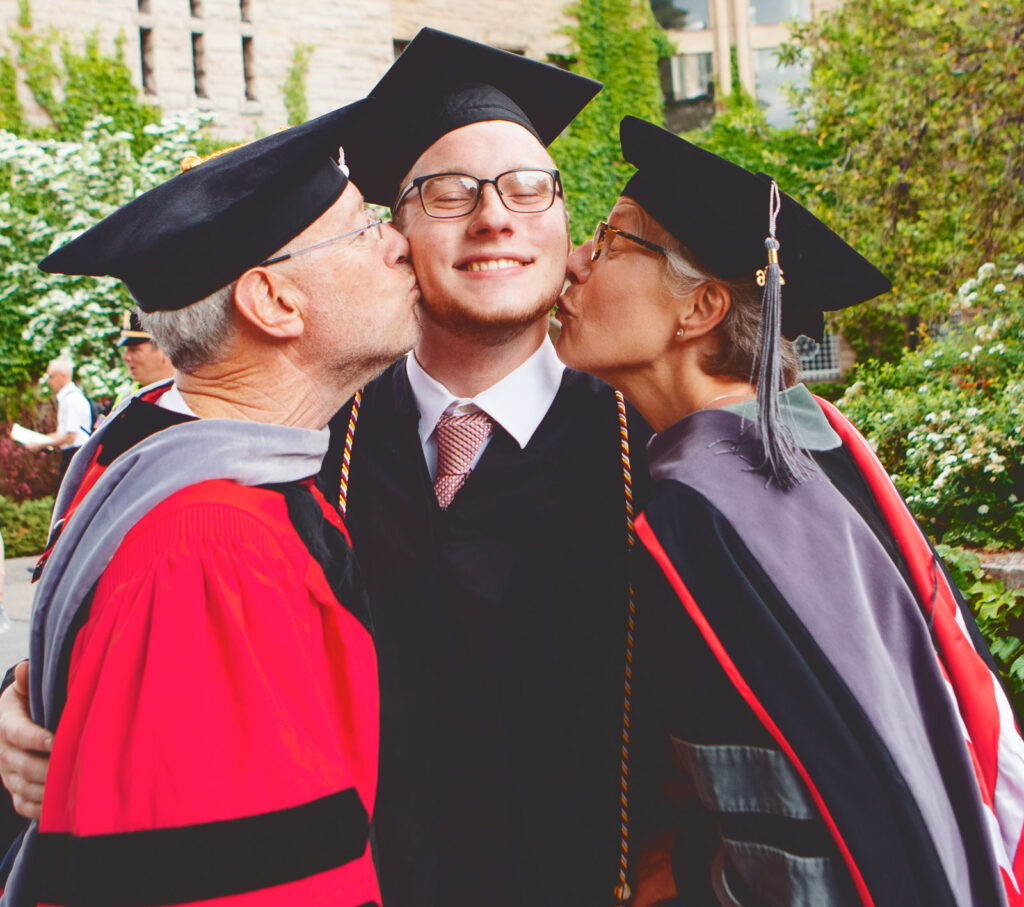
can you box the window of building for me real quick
[796,333,841,382]
[749,0,810,26]
[242,36,257,101]
[191,33,208,98]
[139,28,156,95]
[650,0,710,31]
[661,53,713,101]
[753,47,807,128]
[240,0,252,22]
[190,0,203,17]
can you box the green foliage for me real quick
[0,112,214,417]
[0,56,25,133]
[837,259,1024,550]
[3,1,161,152]
[0,494,53,556]
[552,0,668,244]
[0,3,212,417]
[282,42,313,127]
[684,90,841,205]
[938,544,1024,707]
[779,0,1024,360]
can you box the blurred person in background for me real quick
[24,360,92,493]
[117,311,175,393]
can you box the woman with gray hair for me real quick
[556,116,1024,907]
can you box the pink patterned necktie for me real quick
[433,411,493,509]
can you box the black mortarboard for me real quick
[40,100,371,312]
[619,116,891,342]
[118,311,151,346]
[346,28,602,206]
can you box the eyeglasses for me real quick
[590,220,668,261]
[259,211,384,266]
[395,169,562,219]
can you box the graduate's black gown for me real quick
[322,361,652,907]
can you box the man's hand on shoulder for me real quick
[0,661,52,819]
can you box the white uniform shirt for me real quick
[156,383,196,417]
[405,336,566,481]
[55,382,92,449]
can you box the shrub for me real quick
[780,0,1024,361]
[939,544,1024,712]
[837,258,1024,550]
[0,494,53,556]
[0,433,59,501]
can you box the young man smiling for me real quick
[319,30,653,907]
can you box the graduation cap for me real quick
[117,311,151,346]
[619,116,891,489]
[619,115,891,343]
[345,28,602,206]
[40,100,372,312]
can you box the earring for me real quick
[676,327,686,338]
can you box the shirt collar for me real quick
[155,382,196,417]
[406,336,565,449]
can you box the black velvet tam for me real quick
[346,27,602,207]
[40,100,372,313]
[619,116,891,341]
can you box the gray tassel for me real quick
[753,182,806,490]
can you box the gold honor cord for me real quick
[338,389,362,518]
[614,389,637,905]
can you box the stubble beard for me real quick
[418,285,560,348]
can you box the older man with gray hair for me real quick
[24,358,92,492]
[0,100,418,907]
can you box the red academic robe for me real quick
[30,478,380,907]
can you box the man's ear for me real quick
[677,281,731,341]
[232,267,305,340]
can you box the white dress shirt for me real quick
[405,336,566,481]
[156,383,196,416]
[55,382,92,449]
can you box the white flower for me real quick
[994,283,1007,293]
[978,504,990,515]
[958,278,977,297]
[978,262,997,281]
[967,291,978,303]
[923,358,934,367]
[1013,263,1024,278]
[1011,494,1020,504]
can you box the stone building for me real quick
[0,0,574,140]
[656,0,843,130]
[1,0,837,140]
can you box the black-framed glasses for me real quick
[591,220,668,261]
[259,212,383,266]
[395,169,562,219]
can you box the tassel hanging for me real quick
[754,181,806,490]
